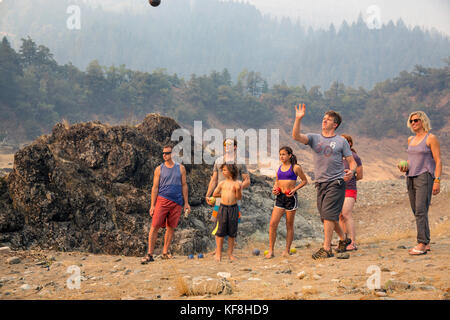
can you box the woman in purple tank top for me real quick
[398,111,442,255]
[266,146,308,259]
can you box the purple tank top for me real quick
[407,133,435,178]
[277,164,297,180]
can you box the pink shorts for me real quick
[152,196,182,229]
[345,189,357,201]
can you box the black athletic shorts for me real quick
[214,204,239,238]
[275,193,298,211]
[315,178,346,221]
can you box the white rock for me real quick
[0,246,11,253]
[248,277,261,281]
[313,274,322,280]
[20,284,31,290]
[217,272,231,279]
[297,271,307,279]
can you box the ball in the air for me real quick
[149,0,161,7]
[252,249,260,256]
[188,254,194,259]
[198,253,204,259]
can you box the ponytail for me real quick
[279,146,297,173]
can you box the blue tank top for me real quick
[158,162,183,206]
[277,164,298,181]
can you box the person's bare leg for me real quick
[324,220,344,251]
[341,197,356,245]
[215,236,224,261]
[267,207,284,258]
[283,210,296,257]
[148,226,159,255]
[227,237,236,261]
[163,226,175,256]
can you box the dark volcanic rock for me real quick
[0,113,322,256]
[2,114,213,255]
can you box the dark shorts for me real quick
[315,179,346,221]
[213,204,239,238]
[275,193,298,211]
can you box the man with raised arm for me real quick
[292,103,357,259]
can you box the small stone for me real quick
[336,253,350,259]
[313,274,322,280]
[331,279,340,283]
[419,285,436,291]
[20,284,31,290]
[381,267,390,272]
[384,280,415,291]
[0,247,11,253]
[217,272,231,279]
[7,257,21,265]
[297,271,307,279]
[397,245,407,249]
[375,291,387,297]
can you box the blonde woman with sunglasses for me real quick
[398,111,442,255]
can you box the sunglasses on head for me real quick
[409,118,420,124]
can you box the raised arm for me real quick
[292,103,309,145]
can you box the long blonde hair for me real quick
[407,111,431,133]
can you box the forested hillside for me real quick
[0,37,448,143]
[0,0,449,89]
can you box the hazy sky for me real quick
[77,0,450,35]
[230,0,450,35]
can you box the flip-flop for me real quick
[408,248,427,255]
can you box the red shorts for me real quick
[345,189,357,201]
[152,196,182,229]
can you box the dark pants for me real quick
[407,172,433,245]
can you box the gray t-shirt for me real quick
[213,156,249,183]
[306,133,352,183]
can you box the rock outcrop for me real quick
[0,114,322,256]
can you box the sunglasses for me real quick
[409,118,421,124]
[162,152,172,155]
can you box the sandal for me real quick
[336,238,352,253]
[312,247,334,260]
[346,243,358,251]
[141,253,154,264]
[161,253,174,260]
[408,248,427,255]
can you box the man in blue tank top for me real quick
[292,103,357,260]
[141,145,190,263]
